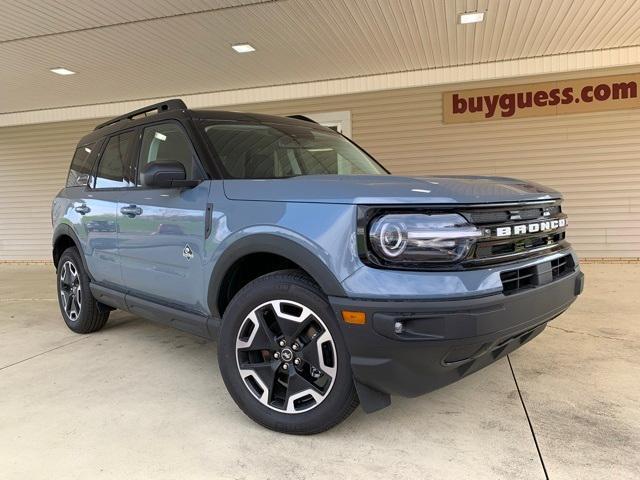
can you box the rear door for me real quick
[80,130,136,288]
[116,121,210,313]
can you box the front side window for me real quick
[203,122,387,179]
[137,123,203,185]
[94,131,135,189]
[66,142,96,187]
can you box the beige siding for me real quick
[0,119,100,260]
[1,71,640,260]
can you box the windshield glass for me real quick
[203,122,387,179]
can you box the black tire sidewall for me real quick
[56,247,99,332]
[218,271,357,434]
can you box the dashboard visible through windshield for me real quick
[203,122,388,179]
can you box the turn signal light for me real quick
[342,310,366,325]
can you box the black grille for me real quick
[466,205,561,225]
[551,255,572,279]
[500,254,575,295]
[500,265,537,294]
[460,201,568,266]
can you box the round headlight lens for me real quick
[377,221,407,257]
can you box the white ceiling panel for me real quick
[1,0,640,113]
[0,0,267,41]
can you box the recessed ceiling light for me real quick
[50,67,76,75]
[232,43,256,53]
[459,11,485,24]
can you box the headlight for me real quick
[369,213,481,264]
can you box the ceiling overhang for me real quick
[2,45,639,127]
[3,0,640,126]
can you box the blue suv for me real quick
[52,99,583,434]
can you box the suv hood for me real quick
[223,175,561,205]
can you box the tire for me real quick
[218,269,359,434]
[56,246,109,334]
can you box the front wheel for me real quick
[218,270,359,434]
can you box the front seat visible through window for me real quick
[244,152,275,178]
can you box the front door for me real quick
[117,121,210,313]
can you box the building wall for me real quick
[0,119,99,260]
[1,68,639,261]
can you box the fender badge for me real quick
[183,244,194,261]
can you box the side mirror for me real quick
[140,161,199,188]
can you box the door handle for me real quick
[74,204,91,215]
[120,205,143,217]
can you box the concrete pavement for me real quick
[0,264,637,479]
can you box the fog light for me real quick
[394,321,404,334]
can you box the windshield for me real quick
[203,122,388,179]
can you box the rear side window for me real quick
[66,143,96,187]
[94,131,135,189]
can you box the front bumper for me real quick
[329,268,583,408]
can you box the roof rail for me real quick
[94,99,188,130]
[287,114,319,124]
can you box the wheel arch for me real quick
[208,234,346,319]
[52,224,91,277]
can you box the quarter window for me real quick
[137,123,202,185]
[94,131,135,189]
[66,143,96,187]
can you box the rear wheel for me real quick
[218,270,359,434]
[56,247,109,333]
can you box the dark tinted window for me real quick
[66,143,96,187]
[204,122,386,179]
[94,131,135,189]
[137,123,202,185]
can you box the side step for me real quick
[90,283,219,340]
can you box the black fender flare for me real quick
[52,224,92,278]
[208,233,346,318]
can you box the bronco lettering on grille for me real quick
[495,218,567,237]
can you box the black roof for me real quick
[77,99,325,147]
[193,109,320,126]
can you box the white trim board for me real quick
[304,111,351,138]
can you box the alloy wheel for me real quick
[59,260,82,321]
[235,299,337,414]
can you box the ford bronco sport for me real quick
[52,99,584,434]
